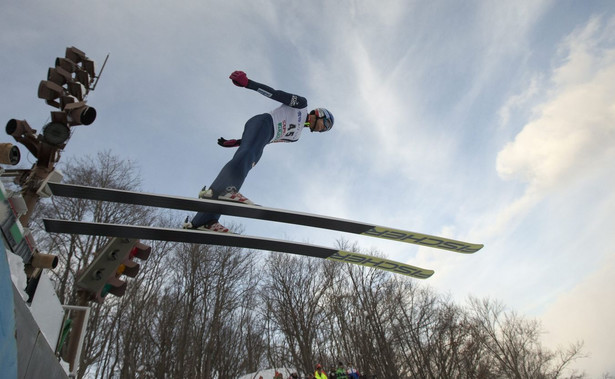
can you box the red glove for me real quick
[218,137,241,148]
[229,71,249,87]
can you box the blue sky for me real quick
[2,0,614,376]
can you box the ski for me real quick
[46,183,483,254]
[42,219,434,279]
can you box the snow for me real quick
[239,367,299,379]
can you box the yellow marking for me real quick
[327,250,434,279]
[362,226,483,253]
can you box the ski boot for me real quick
[182,217,230,233]
[199,186,255,205]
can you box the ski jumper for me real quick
[190,79,308,228]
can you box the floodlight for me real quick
[42,122,70,146]
[47,66,72,86]
[67,81,87,101]
[75,69,90,88]
[37,80,65,108]
[65,46,86,63]
[6,119,35,138]
[55,57,78,73]
[0,143,21,165]
[64,102,96,126]
[82,59,96,78]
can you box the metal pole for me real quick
[62,295,90,377]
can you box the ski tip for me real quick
[460,243,484,254]
[364,227,484,254]
[327,250,434,279]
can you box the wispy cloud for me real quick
[471,15,615,375]
[495,15,615,228]
[541,253,615,377]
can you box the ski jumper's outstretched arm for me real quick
[230,70,307,108]
[245,79,308,109]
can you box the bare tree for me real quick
[140,242,260,378]
[261,252,335,375]
[467,297,585,379]
[337,250,404,379]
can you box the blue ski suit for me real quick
[190,79,308,228]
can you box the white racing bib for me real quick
[269,104,308,143]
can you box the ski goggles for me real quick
[314,108,334,132]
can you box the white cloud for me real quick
[498,75,543,128]
[495,15,615,220]
[478,1,554,53]
[540,253,615,377]
[483,15,615,375]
